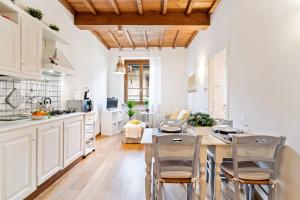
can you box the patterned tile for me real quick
[0,74,62,116]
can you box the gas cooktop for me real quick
[211,127,244,144]
[49,110,77,116]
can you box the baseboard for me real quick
[24,157,82,200]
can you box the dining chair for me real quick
[221,135,286,200]
[152,134,202,200]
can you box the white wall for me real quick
[187,0,300,199]
[108,48,188,114]
[19,0,109,133]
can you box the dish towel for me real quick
[124,123,143,139]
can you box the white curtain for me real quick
[149,56,161,112]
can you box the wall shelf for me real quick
[0,0,69,45]
[0,1,19,24]
[41,22,69,45]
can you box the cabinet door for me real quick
[63,116,83,168]
[0,127,36,200]
[20,15,42,78]
[0,17,20,74]
[37,121,63,185]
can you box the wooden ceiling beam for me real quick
[109,0,120,16]
[172,30,179,49]
[90,25,203,31]
[143,30,149,49]
[82,0,97,15]
[108,30,121,48]
[124,31,135,49]
[75,12,210,28]
[185,30,198,48]
[58,0,76,15]
[91,30,110,49]
[159,30,164,49]
[136,0,143,15]
[185,0,195,15]
[162,0,168,15]
[209,0,220,15]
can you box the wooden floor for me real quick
[35,134,237,200]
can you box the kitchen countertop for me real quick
[0,112,84,133]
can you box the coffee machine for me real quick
[67,88,93,112]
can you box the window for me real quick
[124,60,150,104]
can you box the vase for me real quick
[192,126,212,136]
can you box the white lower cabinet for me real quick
[63,116,83,168]
[0,127,36,200]
[37,121,63,185]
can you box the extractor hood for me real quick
[42,41,75,76]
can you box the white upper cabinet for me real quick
[0,16,20,75]
[37,121,63,185]
[63,116,83,168]
[20,14,42,78]
[0,127,37,200]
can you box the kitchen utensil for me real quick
[42,97,52,111]
[6,88,25,109]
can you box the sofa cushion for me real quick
[177,109,190,121]
[169,109,180,120]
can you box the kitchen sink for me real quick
[0,115,30,121]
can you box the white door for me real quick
[63,116,83,168]
[20,14,42,78]
[209,49,228,119]
[0,127,36,200]
[0,17,20,74]
[37,121,63,185]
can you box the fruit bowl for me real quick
[130,119,141,125]
[31,115,46,120]
[31,110,49,120]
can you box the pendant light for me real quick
[115,56,126,74]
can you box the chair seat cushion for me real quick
[221,161,270,180]
[154,160,193,179]
[161,171,192,179]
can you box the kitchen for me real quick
[0,0,106,199]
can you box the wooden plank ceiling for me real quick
[59,0,221,49]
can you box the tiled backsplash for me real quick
[0,74,61,117]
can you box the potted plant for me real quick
[126,101,136,120]
[187,112,215,135]
[26,7,43,20]
[144,99,149,112]
[49,24,60,32]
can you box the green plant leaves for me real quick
[26,7,43,20]
[187,112,215,127]
[127,101,136,109]
[127,108,135,118]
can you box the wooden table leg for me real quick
[145,144,152,200]
[214,146,224,200]
[199,145,208,200]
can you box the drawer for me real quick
[85,124,95,133]
[85,113,96,124]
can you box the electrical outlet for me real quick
[241,115,251,131]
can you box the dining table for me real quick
[141,128,232,200]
